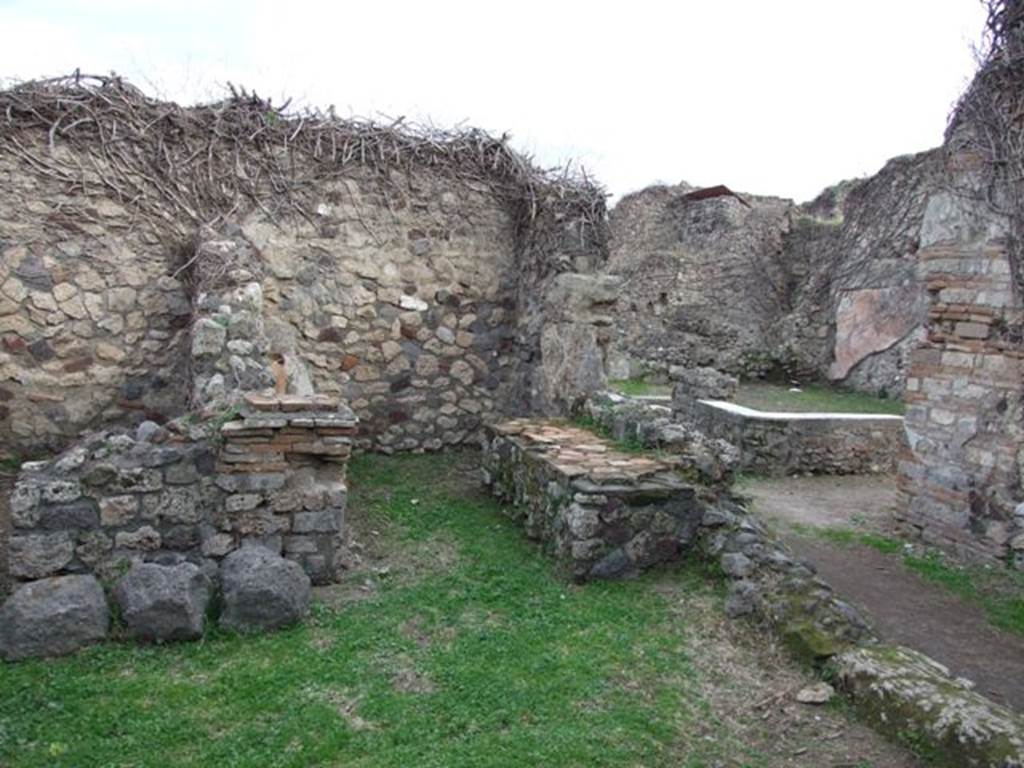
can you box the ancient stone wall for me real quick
[606,186,794,379]
[0,78,610,458]
[896,3,1024,567]
[233,170,524,452]
[897,164,1024,565]
[482,419,704,580]
[0,151,193,455]
[791,150,941,395]
[673,393,905,476]
[5,392,356,590]
[8,426,221,586]
[607,151,941,396]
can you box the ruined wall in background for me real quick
[606,186,794,379]
[607,150,942,396]
[802,150,941,396]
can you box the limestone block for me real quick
[191,318,227,357]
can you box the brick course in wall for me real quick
[897,236,1024,564]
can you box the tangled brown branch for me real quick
[947,0,1024,297]
[0,71,607,248]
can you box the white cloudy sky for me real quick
[0,0,986,203]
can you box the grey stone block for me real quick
[292,510,341,534]
[219,546,310,633]
[720,552,754,578]
[0,575,109,661]
[9,532,74,579]
[36,501,99,530]
[113,562,212,642]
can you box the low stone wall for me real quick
[481,419,703,580]
[6,393,355,589]
[832,646,1024,766]
[673,393,905,475]
[578,391,738,485]
[9,427,219,585]
[479,416,1024,765]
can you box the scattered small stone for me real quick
[720,552,754,578]
[795,682,835,705]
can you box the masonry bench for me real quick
[481,419,703,581]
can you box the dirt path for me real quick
[742,474,1024,713]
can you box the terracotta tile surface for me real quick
[492,418,679,482]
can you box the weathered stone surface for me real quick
[829,287,923,380]
[9,532,74,579]
[795,682,835,705]
[191,318,227,357]
[833,645,1024,766]
[482,418,700,580]
[607,151,939,397]
[720,552,753,578]
[0,575,109,661]
[672,391,904,476]
[219,546,311,633]
[112,562,212,642]
[669,366,738,401]
[116,526,162,551]
[581,391,739,485]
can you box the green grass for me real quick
[796,525,1024,638]
[0,453,768,768]
[608,378,672,398]
[900,551,1024,637]
[609,378,903,415]
[733,383,905,416]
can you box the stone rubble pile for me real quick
[1,389,355,660]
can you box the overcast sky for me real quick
[0,0,987,203]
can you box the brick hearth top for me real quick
[489,418,685,486]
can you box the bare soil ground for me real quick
[742,474,1024,713]
[654,578,920,766]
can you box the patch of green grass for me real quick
[901,551,1024,637]
[0,452,760,768]
[608,378,672,398]
[734,383,905,416]
[794,525,1024,638]
[813,527,904,556]
[0,450,52,474]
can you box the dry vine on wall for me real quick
[949,0,1024,299]
[0,72,607,261]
